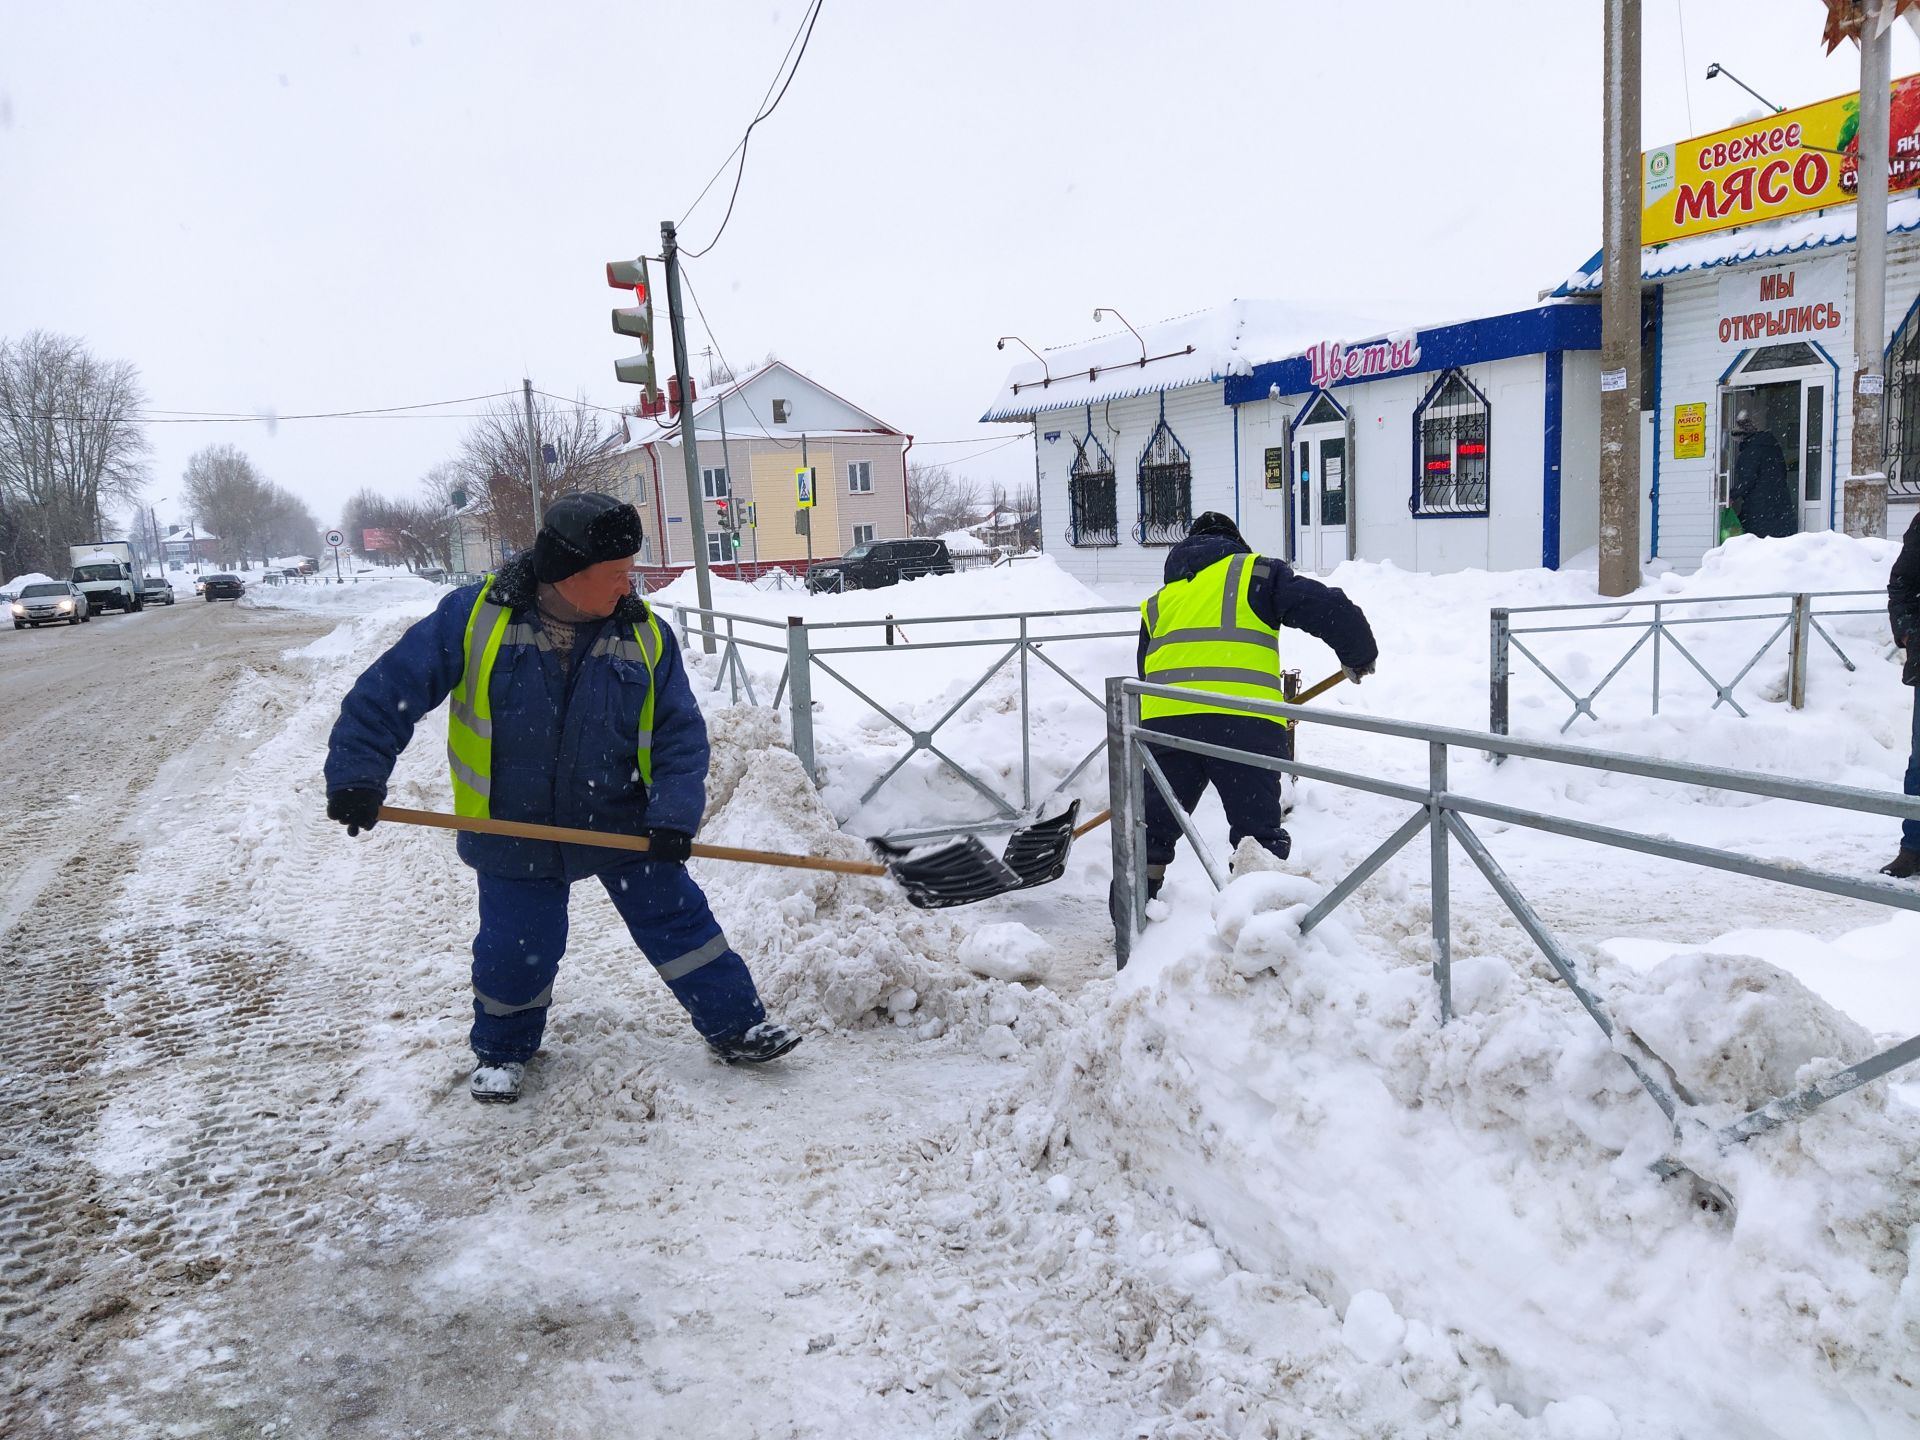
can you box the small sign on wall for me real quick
[1264,446,1287,490]
[1673,402,1707,459]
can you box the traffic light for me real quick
[714,496,731,530]
[607,258,658,407]
[730,531,742,552]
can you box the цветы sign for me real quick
[1642,74,1920,245]
[1306,335,1421,390]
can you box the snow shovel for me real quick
[993,668,1355,890]
[376,805,1021,911]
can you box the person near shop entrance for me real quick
[1886,509,1920,880]
[1136,511,1378,899]
[1728,409,1797,539]
[323,493,798,1104]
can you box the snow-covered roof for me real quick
[1555,193,1920,294]
[980,300,1395,423]
[620,360,901,451]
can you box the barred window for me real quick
[1135,411,1192,546]
[1413,369,1490,516]
[1888,312,1920,499]
[1067,425,1117,547]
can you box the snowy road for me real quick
[5,552,1915,1439]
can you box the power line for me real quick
[679,0,825,260]
[677,3,813,227]
[28,389,522,425]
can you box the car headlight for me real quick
[8,603,22,615]
[57,601,72,612]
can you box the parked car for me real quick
[202,573,246,602]
[10,580,91,628]
[138,574,176,607]
[193,575,206,596]
[805,538,953,594]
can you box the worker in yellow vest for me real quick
[324,494,796,1104]
[1137,512,1377,899]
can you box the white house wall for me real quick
[1560,350,1604,563]
[1036,353,1567,585]
[1652,229,1920,568]
[690,366,886,437]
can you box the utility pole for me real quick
[1599,0,1644,597]
[521,378,546,536]
[1847,0,1893,539]
[661,220,716,651]
[717,384,741,572]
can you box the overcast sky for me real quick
[4,0,1915,530]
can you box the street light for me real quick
[997,335,1053,390]
[1092,307,1149,366]
[1704,63,1783,114]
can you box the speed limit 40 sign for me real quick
[325,528,345,549]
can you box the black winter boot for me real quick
[1881,847,1920,880]
[708,1022,802,1064]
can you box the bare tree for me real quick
[179,445,319,568]
[0,331,150,576]
[907,461,984,538]
[455,395,621,555]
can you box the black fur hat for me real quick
[1188,511,1247,547]
[532,492,644,582]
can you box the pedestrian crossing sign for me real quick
[796,467,816,508]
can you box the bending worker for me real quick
[1137,511,1378,899]
[324,493,797,1104]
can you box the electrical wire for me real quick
[677,4,813,227]
[678,0,825,260]
[27,389,522,425]
[1675,0,1695,134]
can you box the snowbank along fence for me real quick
[1490,589,1887,737]
[1106,676,1920,1157]
[668,601,1137,842]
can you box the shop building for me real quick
[982,301,1604,588]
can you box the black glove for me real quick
[1343,660,1377,685]
[645,827,693,865]
[327,787,384,837]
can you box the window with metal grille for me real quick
[1135,409,1192,545]
[1067,424,1117,547]
[1412,369,1491,516]
[1886,311,1920,498]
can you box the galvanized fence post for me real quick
[785,616,817,784]
[1106,676,1143,969]
[1429,741,1453,1022]
[1651,600,1663,715]
[1019,615,1033,810]
[1788,593,1812,710]
[1489,610,1511,742]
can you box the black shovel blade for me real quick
[1000,800,1081,890]
[868,834,1023,910]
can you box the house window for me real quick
[772,399,790,424]
[706,532,726,563]
[702,466,729,500]
[848,461,873,493]
[852,523,876,546]
[1068,423,1118,547]
[1413,369,1491,516]
[1135,408,1192,546]
[1888,312,1920,499]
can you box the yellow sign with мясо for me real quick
[1673,403,1706,460]
[1641,74,1920,246]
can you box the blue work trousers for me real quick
[470,860,765,1063]
[1142,713,1293,874]
[1905,685,1920,852]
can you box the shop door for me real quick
[1293,425,1352,573]
[1716,344,1830,537]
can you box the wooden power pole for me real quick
[1599,0,1644,597]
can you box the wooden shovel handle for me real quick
[376,805,890,877]
[1067,669,1350,840]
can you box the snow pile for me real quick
[938,528,988,553]
[692,705,1069,1047]
[1,570,57,597]
[248,573,444,614]
[1004,867,1920,1435]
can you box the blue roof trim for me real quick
[1223,305,1600,406]
[1551,207,1920,296]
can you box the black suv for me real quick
[805,538,952,594]
[203,573,246,601]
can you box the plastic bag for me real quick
[1718,505,1745,543]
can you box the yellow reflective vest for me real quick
[446,576,664,817]
[1139,553,1285,727]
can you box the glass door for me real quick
[1716,343,1831,538]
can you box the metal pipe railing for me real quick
[1105,676,1920,1158]
[1490,589,1886,735]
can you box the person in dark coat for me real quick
[1728,410,1798,539]
[1134,512,1378,900]
[1885,509,1920,879]
[324,494,797,1103]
